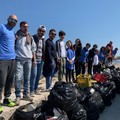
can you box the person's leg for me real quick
[14,60,24,106]
[65,68,69,83]
[71,69,75,82]
[88,62,92,75]
[62,58,66,77]
[0,61,8,101]
[30,63,37,93]
[0,60,8,111]
[23,59,33,101]
[69,69,72,83]
[3,60,16,107]
[4,60,15,99]
[96,65,99,73]
[58,58,62,81]
[46,60,56,90]
[23,59,31,96]
[15,60,23,98]
[82,63,86,74]
[46,75,52,90]
[93,65,95,74]
[75,60,79,77]
[34,61,42,91]
[79,62,82,74]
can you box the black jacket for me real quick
[44,38,57,63]
[87,48,96,62]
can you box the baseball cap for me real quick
[38,25,46,31]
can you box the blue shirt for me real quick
[0,24,16,60]
[98,52,105,62]
[79,47,89,63]
[66,48,75,70]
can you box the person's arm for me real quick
[31,37,36,65]
[0,25,3,37]
[42,38,45,61]
[32,52,36,65]
[45,40,53,63]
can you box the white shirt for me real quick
[93,55,99,65]
[60,41,66,58]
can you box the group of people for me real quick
[0,14,118,113]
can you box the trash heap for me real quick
[8,65,120,120]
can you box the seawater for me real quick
[113,60,120,64]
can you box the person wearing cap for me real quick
[87,44,98,75]
[0,14,18,112]
[30,25,46,97]
[15,21,36,105]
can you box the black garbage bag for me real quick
[74,85,87,104]
[0,117,5,120]
[41,100,54,117]
[91,91,105,113]
[67,102,87,120]
[34,101,46,120]
[76,86,105,113]
[49,81,77,112]
[82,88,100,120]
[9,103,45,120]
[112,76,120,93]
[9,103,35,120]
[93,82,113,106]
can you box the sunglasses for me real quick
[38,29,45,33]
[8,18,17,23]
[51,33,56,36]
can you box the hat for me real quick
[38,25,46,31]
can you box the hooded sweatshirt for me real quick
[15,30,36,60]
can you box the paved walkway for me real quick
[99,94,120,120]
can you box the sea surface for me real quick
[113,59,120,63]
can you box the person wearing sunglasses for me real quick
[30,25,46,97]
[43,29,57,91]
[0,14,18,112]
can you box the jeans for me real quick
[15,59,32,97]
[30,61,43,92]
[46,60,57,89]
[79,62,86,74]
[58,58,66,81]
[0,60,15,100]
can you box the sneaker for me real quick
[0,106,3,113]
[22,95,33,102]
[15,97,20,106]
[34,90,41,95]
[30,92,35,97]
[45,89,50,92]
[3,98,15,107]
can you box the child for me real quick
[93,50,99,74]
[66,40,75,83]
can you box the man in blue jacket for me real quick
[0,14,18,112]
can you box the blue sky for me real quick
[1,0,120,56]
